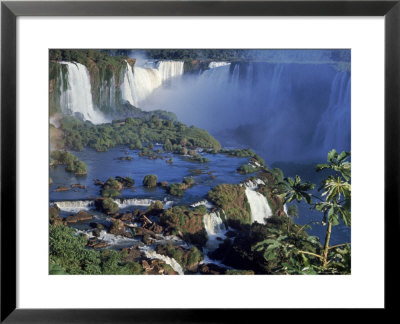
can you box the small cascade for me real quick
[203,212,227,250]
[244,181,272,224]
[53,200,94,211]
[143,249,184,275]
[59,62,106,124]
[190,200,214,209]
[76,229,141,249]
[114,198,155,208]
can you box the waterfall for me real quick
[203,212,227,250]
[208,62,231,69]
[157,61,184,82]
[53,200,94,211]
[139,60,351,161]
[120,60,183,107]
[120,62,137,106]
[114,198,156,208]
[143,249,184,275]
[244,181,273,224]
[59,62,106,124]
[312,70,351,152]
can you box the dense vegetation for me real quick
[58,115,221,154]
[143,174,158,188]
[207,184,252,228]
[50,150,87,175]
[49,224,143,275]
[159,206,208,247]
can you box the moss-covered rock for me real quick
[207,184,251,227]
[159,206,207,247]
[143,174,158,188]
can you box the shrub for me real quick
[102,198,119,214]
[143,174,158,188]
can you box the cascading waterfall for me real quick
[157,61,184,82]
[120,62,138,107]
[203,212,227,250]
[141,60,351,161]
[312,70,351,152]
[59,62,106,124]
[143,249,184,275]
[244,181,273,224]
[121,60,184,107]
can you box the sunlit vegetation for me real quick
[50,150,87,175]
[49,224,143,275]
[59,115,221,154]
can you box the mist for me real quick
[136,59,350,164]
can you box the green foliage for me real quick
[166,177,194,197]
[159,206,207,247]
[207,184,251,226]
[279,150,352,271]
[237,164,259,174]
[315,150,351,227]
[185,154,210,163]
[50,150,87,175]
[49,263,68,275]
[49,225,102,274]
[49,225,143,275]
[270,168,284,183]
[316,149,351,181]
[147,200,164,212]
[167,183,185,197]
[283,175,315,204]
[143,174,158,188]
[157,244,203,270]
[183,177,194,186]
[102,198,119,214]
[60,116,220,153]
[287,205,298,218]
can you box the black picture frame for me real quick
[1,0,398,322]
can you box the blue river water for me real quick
[49,146,350,245]
[50,145,249,206]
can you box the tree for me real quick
[315,150,351,267]
[282,150,351,269]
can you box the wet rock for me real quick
[147,223,163,234]
[142,234,153,245]
[109,219,126,236]
[54,186,70,192]
[90,222,105,230]
[199,263,226,275]
[92,228,101,237]
[94,179,104,186]
[121,246,142,262]
[71,184,87,189]
[124,232,133,238]
[65,211,93,224]
[119,212,133,221]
